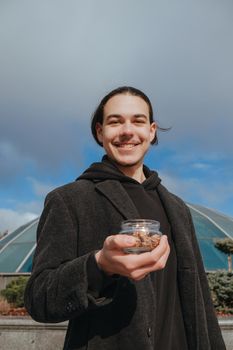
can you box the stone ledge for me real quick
[1,315,232,327]
[0,316,68,330]
[218,317,233,330]
[0,316,232,350]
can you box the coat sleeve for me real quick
[24,190,119,323]
[187,208,226,349]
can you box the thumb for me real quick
[104,234,137,250]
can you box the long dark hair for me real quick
[91,86,169,146]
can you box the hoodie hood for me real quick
[77,155,161,190]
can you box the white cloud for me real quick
[0,179,56,234]
[191,162,210,170]
[166,151,228,167]
[0,141,34,183]
[0,208,38,233]
[15,200,43,215]
[159,171,233,214]
[27,177,57,197]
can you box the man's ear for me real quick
[95,122,103,143]
[150,122,157,142]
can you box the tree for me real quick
[0,276,29,308]
[214,238,233,272]
[207,271,233,314]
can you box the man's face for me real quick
[96,94,156,168]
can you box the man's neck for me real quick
[115,163,146,183]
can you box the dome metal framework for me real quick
[0,204,232,273]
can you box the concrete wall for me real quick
[0,317,232,350]
[0,317,66,350]
[219,318,233,350]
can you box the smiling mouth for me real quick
[114,143,140,149]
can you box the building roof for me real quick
[0,204,232,273]
[0,218,38,273]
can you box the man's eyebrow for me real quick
[105,114,121,119]
[134,114,148,119]
[105,114,148,120]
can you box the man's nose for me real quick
[119,122,133,136]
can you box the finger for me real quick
[149,235,169,260]
[122,235,169,268]
[149,244,170,271]
[127,246,170,280]
[104,234,137,250]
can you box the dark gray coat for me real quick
[24,179,226,350]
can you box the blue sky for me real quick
[0,0,233,232]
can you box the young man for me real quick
[24,87,226,350]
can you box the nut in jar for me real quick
[120,219,162,254]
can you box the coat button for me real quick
[66,301,74,312]
[147,327,152,337]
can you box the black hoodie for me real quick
[77,156,188,350]
[79,155,168,234]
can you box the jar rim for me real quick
[121,219,160,226]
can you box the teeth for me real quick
[117,144,136,148]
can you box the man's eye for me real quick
[135,119,146,124]
[109,120,119,125]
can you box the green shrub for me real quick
[214,238,233,272]
[0,276,29,308]
[207,271,233,314]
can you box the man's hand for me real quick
[95,234,170,281]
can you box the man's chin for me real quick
[119,162,139,168]
[113,158,141,168]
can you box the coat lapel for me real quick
[157,184,200,349]
[95,180,140,220]
[157,184,197,271]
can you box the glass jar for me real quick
[120,219,162,254]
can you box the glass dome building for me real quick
[0,204,232,273]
